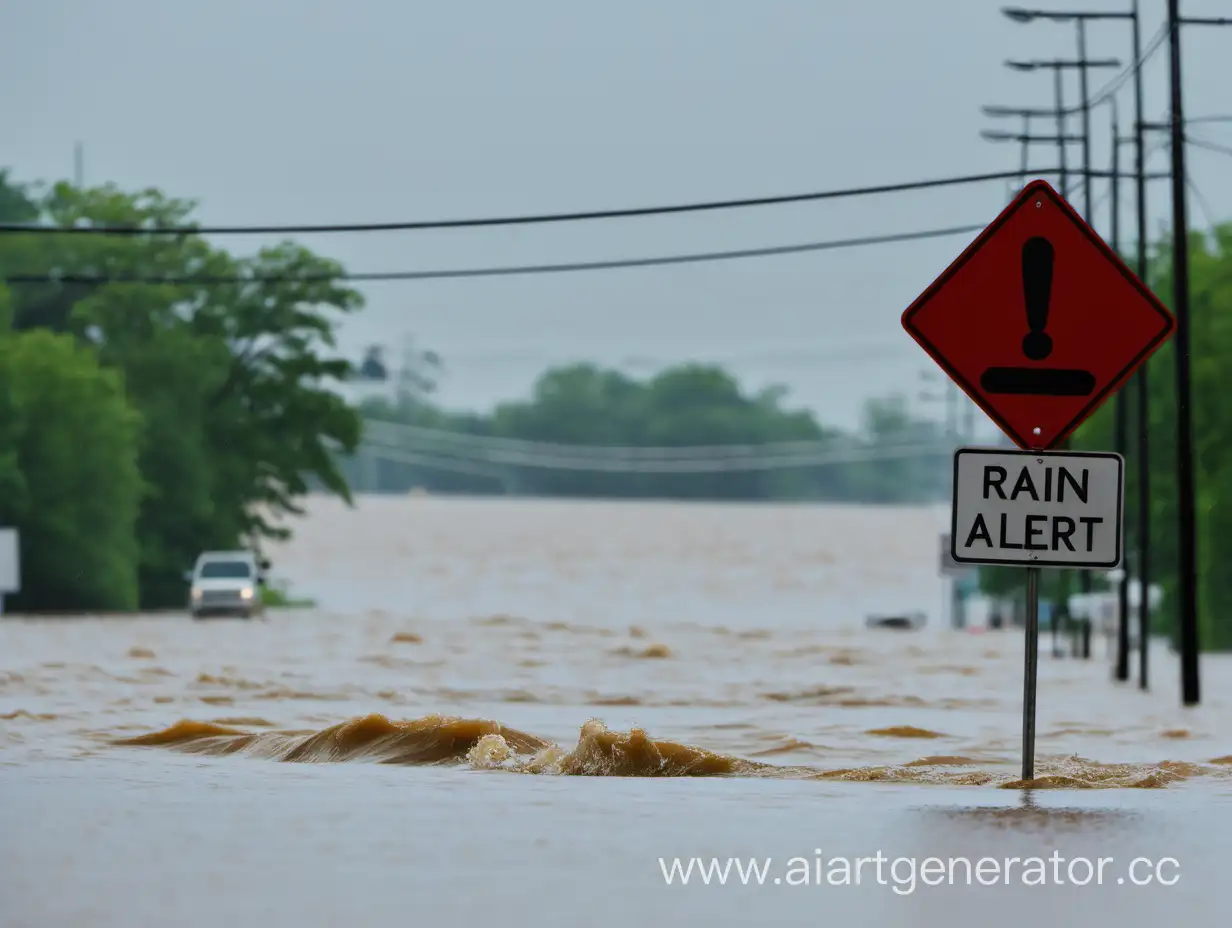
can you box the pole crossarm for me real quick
[982,131,1085,143]
[1005,57,1122,69]
[1004,7,1136,22]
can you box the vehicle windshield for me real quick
[197,560,252,580]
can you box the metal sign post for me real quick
[1022,566,1040,780]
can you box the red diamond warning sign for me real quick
[901,179,1175,450]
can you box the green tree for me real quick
[0,288,27,511]
[0,283,12,333]
[0,170,38,226]
[69,283,230,605]
[0,174,363,608]
[0,329,143,611]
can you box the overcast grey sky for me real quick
[3,0,1230,434]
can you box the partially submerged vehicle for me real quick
[185,550,270,619]
[864,611,927,631]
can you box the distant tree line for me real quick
[351,363,954,504]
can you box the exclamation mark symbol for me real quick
[980,236,1096,397]
[1021,237,1053,360]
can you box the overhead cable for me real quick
[1083,22,1169,111]
[362,419,859,459]
[359,434,956,473]
[1186,135,1232,159]
[0,169,1063,237]
[1,222,989,285]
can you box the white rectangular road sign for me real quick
[950,448,1123,569]
[0,527,18,593]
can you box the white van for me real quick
[184,550,269,619]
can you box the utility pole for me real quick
[945,379,958,440]
[74,143,84,187]
[1002,56,1118,657]
[1131,0,1151,691]
[991,78,1069,196]
[1018,115,1031,186]
[1076,21,1094,221]
[1135,7,1232,703]
[979,108,1086,196]
[1004,57,1121,204]
[1111,101,1131,683]
[1001,42,1120,662]
[1072,29,1098,630]
[1054,69,1067,197]
[1005,56,1123,650]
[1166,0,1199,706]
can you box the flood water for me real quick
[2,495,1230,927]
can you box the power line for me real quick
[1,221,989,285]
[361,419,958,465]
[1079,121,1172,224]
[359,434,954,473]
[1186,135,1232,159]
[992,22,1166,119]
[360,447,512,485]
[362,419,851,459]
[1185,176,1219,231]
[0,168,1061,237]
[1084,21,1170,110]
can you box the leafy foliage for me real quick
[0,172,361,609]
[0,330,143,610]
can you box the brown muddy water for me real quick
[2,495,1230,927]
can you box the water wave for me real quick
[112,714,1232,788]
[866,726,946,739]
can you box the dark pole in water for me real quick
[1112,104,1131,683]
[1051,587,1061,657]
[1166,0,1200,706]
[1022,566,1041,781]
[1131,0,1152,692]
